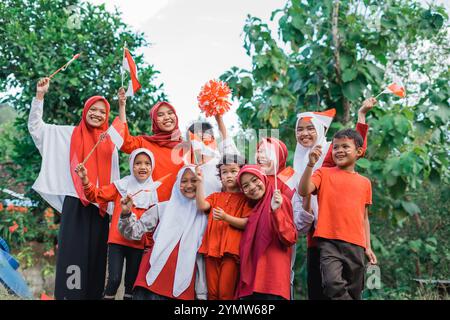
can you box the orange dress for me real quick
[199,192,252,259]
[198,192,252,300]
[83,182,149,249]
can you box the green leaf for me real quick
[408,239,422,253]
[342,68,358,82]
[343,80,365,101]
[401,201,421,216]
[356,158,371,169]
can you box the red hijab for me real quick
[257,137,294,199]
[143,101,182,148]
[69,96,114,216]
[236,165,276,298]
[257,137,288,173]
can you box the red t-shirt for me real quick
[311,167,372,248]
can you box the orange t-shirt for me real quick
[311,167,372,248]
[307,122,370,248]
[83,183,150,249]
[121,123,185,202]
[199,192,252,260]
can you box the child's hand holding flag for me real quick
[120,194,134,216]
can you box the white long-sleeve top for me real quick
[28,98,120,214]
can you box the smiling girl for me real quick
[236,165,297,300]
[118,165,208,300]
[28,77,120,300]
[75,148,159,300]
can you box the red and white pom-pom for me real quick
[197,79,232,117]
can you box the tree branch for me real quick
[331,0,351,123]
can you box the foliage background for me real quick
[220,0,449,299]
[0,0,449,299]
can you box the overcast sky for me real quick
[88,0,286,132]
[89,0,449,133]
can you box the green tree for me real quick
[221,0,449,298]
[0,0,166,206]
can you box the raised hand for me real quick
[195,165,203,184]
[120,194,133,215]
[271,190,283,211]
[308,145,322,167]
[118,87,127,108]
[36,77,50,100]
[75,163,88,180]
[359,97,377,116]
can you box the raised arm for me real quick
[299,146,322,196]
[322,97,376,167]
[118,87,127,123]
[118,195,159,240]
[28,78,50,151]
[215,114,239,155]
[195,166,211,212]
[75,163,117,204]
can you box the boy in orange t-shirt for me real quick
[299,128,377,300]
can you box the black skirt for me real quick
[54,196,109,300]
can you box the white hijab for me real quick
[146,165,207,297]
[293,111,334,220]
[113,148,159,209]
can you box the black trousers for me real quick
[132,286,172,300]
[104,244,143,298]
[55,196,109,300]
[306,246,328,300]
[317,238,366,300]
[240,292,286,300]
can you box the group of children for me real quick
[28,77,378,300]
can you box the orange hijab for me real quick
[69,96,115,216]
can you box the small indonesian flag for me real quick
[384,83,406,98]
[122,48,141,97]
[278,166,300,190]
[189,132,219,158]
[106,117,125,149]
[297,108,336,128]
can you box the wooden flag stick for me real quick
[374,90,386,99]
[121,42,127,88]
[81,133,107,166]
[130,173,172,198]
[49,54,81,79]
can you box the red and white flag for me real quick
[188,132,219,164]
[297,108,336,129]
[106,117,125,149]
[384,83,406,98]
[122,48,141,97]
[278,166,300,190]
